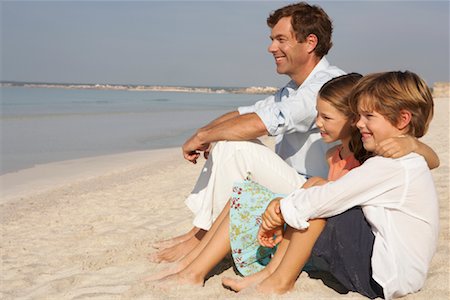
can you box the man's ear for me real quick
[397,109,412,130]
[305,34,318,53]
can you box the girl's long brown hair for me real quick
[318,73,371,163]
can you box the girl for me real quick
[225,72,367,279]
[251,71,438,299]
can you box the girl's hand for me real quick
[261,198,284,231]
[257,225,283,248]
[376,135,416,158]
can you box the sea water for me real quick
[0,87,260,174]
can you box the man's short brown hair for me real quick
[267,2,333,57]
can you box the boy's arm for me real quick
[376,136,440,169]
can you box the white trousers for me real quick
[185,140,306,230]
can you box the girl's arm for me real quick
[376,136,439,169]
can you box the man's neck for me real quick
[291,56,322,86]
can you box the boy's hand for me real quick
[376,135,417,159]
[261,198,284,231]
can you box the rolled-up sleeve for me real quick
[238,71,339,136]
[256,83,319,136]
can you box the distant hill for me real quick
[0,81,279,95]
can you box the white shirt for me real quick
[238,57,345,178]
[280,154,439,299]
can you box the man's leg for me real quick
[151,141,305,262]
[156,208,232,286]
[147,202,231,278]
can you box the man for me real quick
[149,2,345,262]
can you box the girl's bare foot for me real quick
[152,227,200,250]
[255,274,295,295]
[156,270,204,287]
[148,234,202,263]
[144,261,186,282]
[222,268,271,292]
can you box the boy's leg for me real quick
[256,219,326,294]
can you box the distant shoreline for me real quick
[0,81,279,95]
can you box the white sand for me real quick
[1,99,449,300]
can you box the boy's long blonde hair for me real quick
[349,71,434,138]
[318,73,370,163]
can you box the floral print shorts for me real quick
[229,179,285,276]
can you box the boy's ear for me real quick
[397,109,412,130]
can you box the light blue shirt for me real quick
[238,58,345,178]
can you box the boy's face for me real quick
[356,103,404,152]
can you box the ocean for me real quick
[0,86,260,174]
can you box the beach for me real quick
[1,99,449,299]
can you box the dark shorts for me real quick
[310,207,384,299]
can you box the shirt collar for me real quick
[288,57,330,89]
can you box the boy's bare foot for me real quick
[148,234,202,263]
[255,274,295,295]
[222,268,271,292]
[152,227,200,250]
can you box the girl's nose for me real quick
[315,115,323,128]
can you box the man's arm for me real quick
[182,112,268,163]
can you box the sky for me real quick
[1,0,449,88]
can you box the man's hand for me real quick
[182,133,211,164]
[376,135,416,159]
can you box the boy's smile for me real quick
[357,109,404,152]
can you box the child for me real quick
[225,72,366,278]
[252,71,438,299]
[149,72,438,298]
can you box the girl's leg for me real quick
[257,219,326,294]
[147,228,207,263]
[158,211,232,286]
[152,227,201,250]
[222,225,293,292]
[146,201,231,281]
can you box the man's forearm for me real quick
[196,112,268,145]
[200,111,240,131]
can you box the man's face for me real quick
[268,17,310,80]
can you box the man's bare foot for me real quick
[152,227,200,250]
[222,268,271,292]
[255,274,295,294]
[148,233,202,263]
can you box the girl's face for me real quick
[315,97,353,144]
[356,106,404,152]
